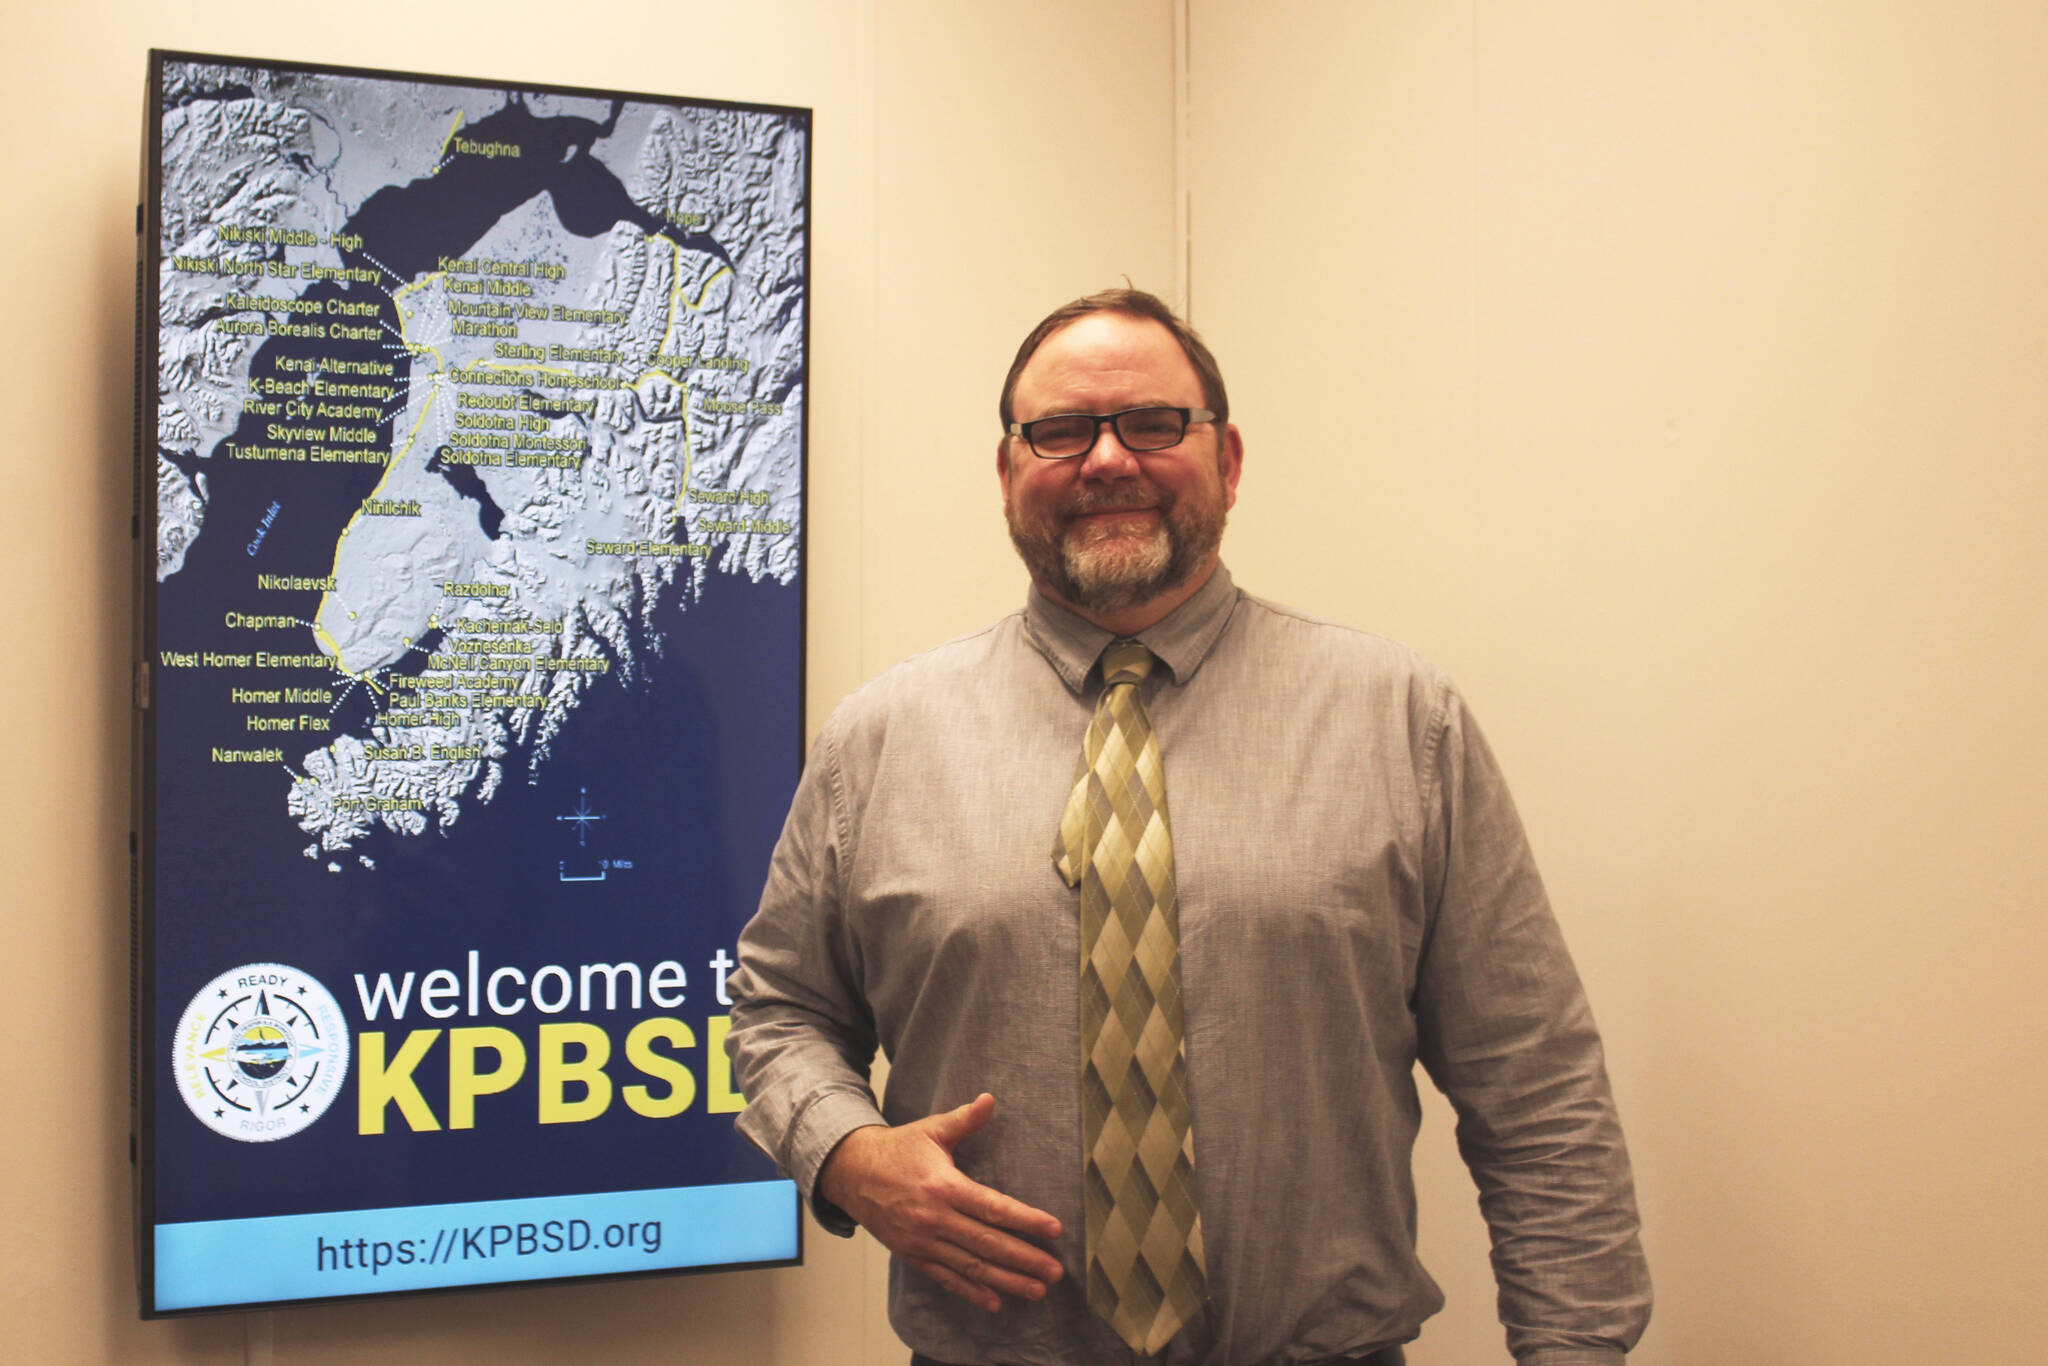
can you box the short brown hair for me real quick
[997,287,1230,430]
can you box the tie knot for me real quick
[1099,640,1155,689]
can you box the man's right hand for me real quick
[818,1093,1065,1314]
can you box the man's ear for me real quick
[1218,423,1244,510]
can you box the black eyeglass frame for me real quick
[1006,406,1220,460]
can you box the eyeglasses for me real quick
[1007,406,1218,460]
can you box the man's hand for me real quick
[819,1093,1064,1314]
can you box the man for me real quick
[727,289,1650,1365]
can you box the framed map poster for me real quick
[135,51,807,1315]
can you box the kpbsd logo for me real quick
[173,963,351,1142]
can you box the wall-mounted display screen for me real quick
[135,50,807,1316]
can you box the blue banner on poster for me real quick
[139,51,808,1314]
[154,1182,799,1311]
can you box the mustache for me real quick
[1061,487,1167,517]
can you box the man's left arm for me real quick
[1411,683,1652,1365]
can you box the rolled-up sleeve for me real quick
[1412,686,1652,1363]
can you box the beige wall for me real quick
[1189,3,2047,1363]
[7,1,2045,1362]
[0,2,1172,1362]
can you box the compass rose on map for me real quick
[557,786,633,882]
[557,787,604,847]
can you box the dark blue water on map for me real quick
[426,445,506,538]
[152,94,803,1223]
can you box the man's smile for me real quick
[1068,506,1159,527]
[1060,489,1166,528]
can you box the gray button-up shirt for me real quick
[728,566,1650,1365]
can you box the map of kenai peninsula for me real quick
[152,60,807,871]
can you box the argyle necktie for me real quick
[1054,640,1205,1355]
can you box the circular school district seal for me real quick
[172,963,351,1142]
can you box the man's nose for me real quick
[1076,419,1141,479]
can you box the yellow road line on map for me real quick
[660,241,689,353]
[650,242,731,364]
[392,274,447,371]
[437,112,465,164]
[642,244,733,524]
[313,341,445,678]
[393,273,441,310]
[637,248,696,515]
[689,264,732,310]
[667,437,695,527]
[311,618,345,662]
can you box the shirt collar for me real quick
[1022,562,1243,693]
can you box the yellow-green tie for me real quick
[1054,640,1205,1355]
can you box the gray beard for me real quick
[1007,487,1225,616]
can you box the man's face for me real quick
[998,312,1243,628]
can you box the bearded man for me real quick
[726,289,1650,1366]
